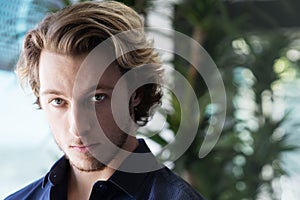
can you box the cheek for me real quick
[95,106,115,128]
[44,110,68,138]
[44,110,62,128]
[94,106,127,138]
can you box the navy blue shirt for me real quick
[5,140,205,200]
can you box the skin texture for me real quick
[39,50,140,199]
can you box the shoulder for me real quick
[148,167,206,200]
[4,177,50,200]
[5,156,68,200]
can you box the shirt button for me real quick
[51,173,57,179]
[96,182,108,191]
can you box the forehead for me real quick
[39,50,123,95]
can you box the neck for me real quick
[67,165,114,200]
[67,136,139,200]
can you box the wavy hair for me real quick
[16,1,163,126]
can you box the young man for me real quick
[5,1,205,199]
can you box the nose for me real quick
[68,104,91,137]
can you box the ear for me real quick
[130,89,143,107]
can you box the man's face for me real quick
[39,50,134,171]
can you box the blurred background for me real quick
[0,0,300,199]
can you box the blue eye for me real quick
[50,98,65,106]
[91,94,106,102]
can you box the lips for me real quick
[70,143,99,153]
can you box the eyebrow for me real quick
[41,89,64,96]
[84,83,114,94]
[41,84,114,96]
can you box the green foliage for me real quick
[162,0,299,199]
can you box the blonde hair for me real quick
[16,1,163,126]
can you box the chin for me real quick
[64,150,105,172]
[70,156,107,172]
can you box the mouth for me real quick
[70,143,99,153]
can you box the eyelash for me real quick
[49,98,66,107]
[91,94,107,103]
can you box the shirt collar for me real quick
[108,139,162,197]
[42,139,162,197]
[42,156,69,188]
